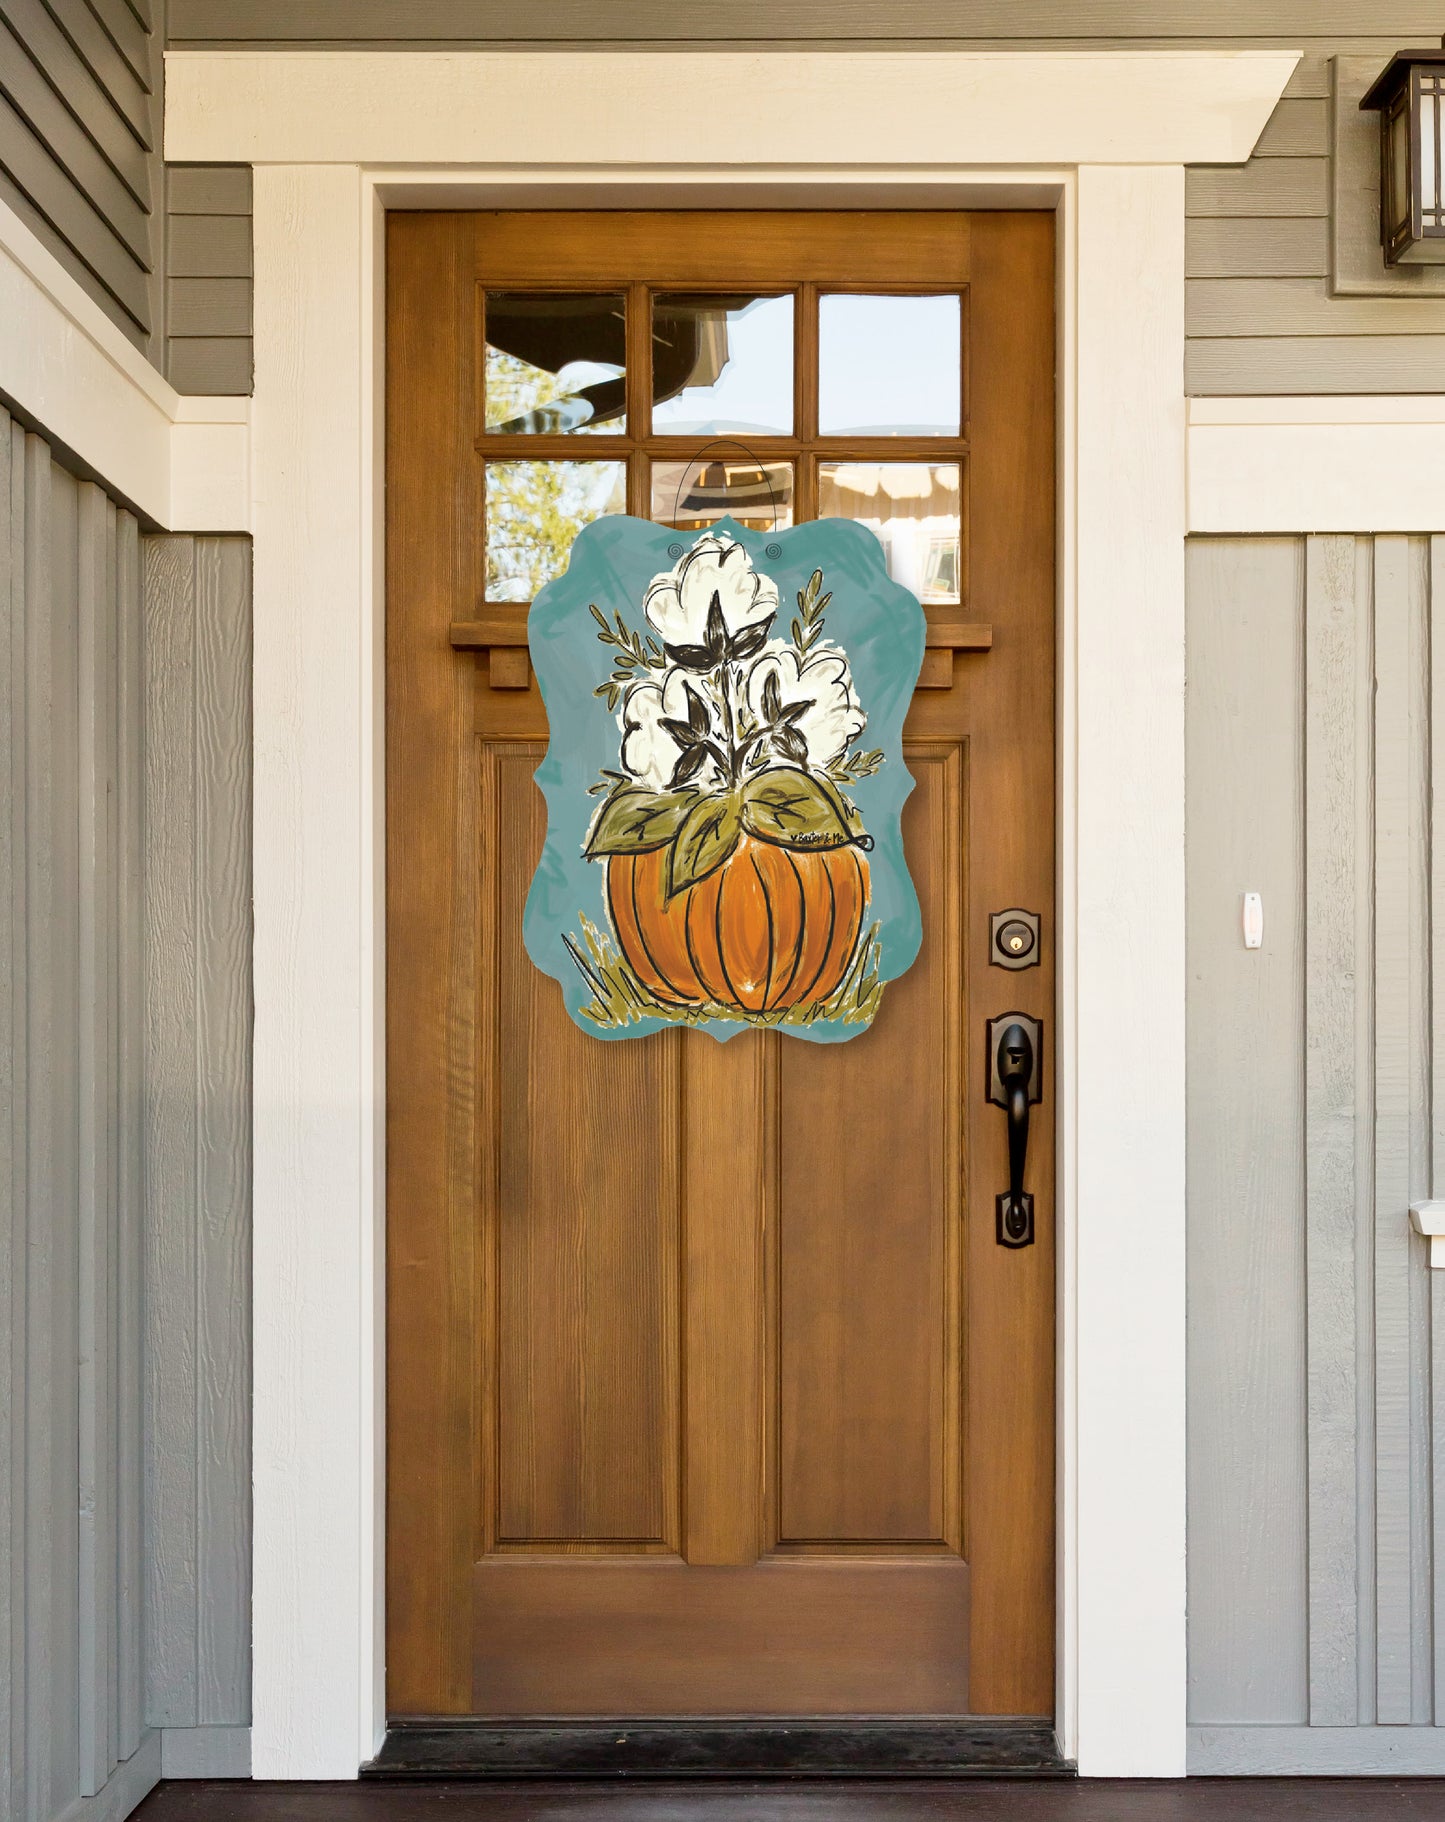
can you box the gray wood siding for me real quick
[0,0,162,349]
[164,166,253,396]
[1187,533,1445,1771]
[0,404,252,1813]
[1187,58,1445,393]
[160,5,1445,37]
[0,405,160,1820]
[1186,536,1309,1727]
[142,533,253,1740]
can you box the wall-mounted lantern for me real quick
[1360,38,1445,266]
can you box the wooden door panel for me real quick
[487,742,682,1552]
[469,1560,970,1715]
[388,209,1055,1723]
[775,744,962,1550]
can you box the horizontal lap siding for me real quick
[165,167,253,395]
[0,0,159,347]
[163,4,1445,37]
[1186,54,1445,394]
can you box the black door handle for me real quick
[987,1013,1043,1248]
[999,1025,1033,1244]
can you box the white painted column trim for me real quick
[1072,164,1188,1776]
[248,162,381,1780]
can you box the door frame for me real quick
[164,44,1298,1783]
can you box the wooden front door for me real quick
[386,211,1055,1724]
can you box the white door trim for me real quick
[164,45,1298,1783]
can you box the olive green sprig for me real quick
[590,602,666,710]
[790,569,833,659]
[825,747,884,786]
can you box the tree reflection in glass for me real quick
[485,461,627,601]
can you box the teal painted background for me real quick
[523,514,925,1041]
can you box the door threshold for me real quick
[363,1717,1072,1780]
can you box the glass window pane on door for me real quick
[817,294,962,437]
[484,460,627,600]
[817,461,962,604]
[650,457,793,533]
[484,293,627,435]
[651,294,794,435]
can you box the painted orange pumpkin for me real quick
[606,836,869,1015]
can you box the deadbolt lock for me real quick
[990,907,1040,971]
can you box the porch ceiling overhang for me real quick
[164,48,1299,169]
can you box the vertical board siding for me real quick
[1404,538,1435,1727]
[0,0,161,347]
[0,407,157,1819]
[142,534,254,1735]
[115,507,144,1766]
[77,480,116,1795]
[1,409,28,1822]
[1185,537,1309,1725]
[1302,534,1368,1728]
[0,416,251,1812]
[141,537,199,1725]
[1189,534,1445,1766]
[1372,536,1413,1725]
[1432,536,1445,1727]
[192,538,252,1723]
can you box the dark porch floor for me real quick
[135,1779,1445,1820]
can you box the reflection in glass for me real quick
[651,458,793,533]
[651,294,793,435]
[485,461,627,600]
[817,462,961,604]
[484,293,626,435]
[1422,80,1441,226]
[817,295,962,437]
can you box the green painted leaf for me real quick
[668,793,742,897]
[585,787,697,857]
[740,769,855,850]
[811,769,865,837]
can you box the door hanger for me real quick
[522,514,926,1042]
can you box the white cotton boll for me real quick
[642,531,779,653]
[744,645,867,771]
[618,667,723,792]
